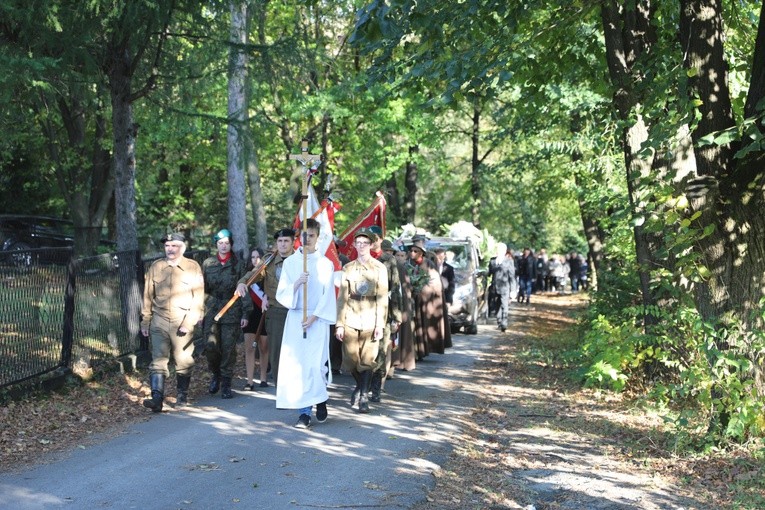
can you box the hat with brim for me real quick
[160,232,185,244]
[354,227,377,242]
[381,239,394,251]
[410,239,426,253]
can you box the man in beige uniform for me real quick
[336,228,388,413]
[236,228,295,387]
[141,233,205,412]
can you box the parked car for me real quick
[0,214,112,266]
[403,236,484,334]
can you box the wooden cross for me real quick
[288,139,321,337]
[288,139,322,172]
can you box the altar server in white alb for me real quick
[275,218,337,429]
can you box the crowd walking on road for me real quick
[140,223,588,427]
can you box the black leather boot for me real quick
[208,372,220,394]
[369,371,383,403]
[221,376,233,399]
[350,370,361,407]
[143,373,165,413]
[176,374,191,407]
[358,371,371,413]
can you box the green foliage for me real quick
[579,290,765,446]
[579,314,638,391]
[652,306,765,447]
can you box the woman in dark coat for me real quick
[390,248,416,372]
[408,239,448,357]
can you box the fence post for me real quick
[135,250,149,354]
[60,256,76,368]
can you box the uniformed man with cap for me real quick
[141,232,205,412]
[368,225,384,259]
[236,227,295,387]
[336,227,388,413]
[368,237,403,403]
[202,228,252,399]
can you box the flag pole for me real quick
[336,191,386,240]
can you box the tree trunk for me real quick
[600,1,660,324]
[471,103,482,228]
[572,166,605,291]
[227,0,251,260]
[109,52,139,253]
[247,139,268,250]
[681,1,765,335]
[624,118,660,319]
[679,0,738,325]
[403,145,418,224]
[107,41,141,349]
[385,172,401,225]
[35,88,115,257]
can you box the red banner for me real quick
[336,191,387,261]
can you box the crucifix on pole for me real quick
[288,139,322,337]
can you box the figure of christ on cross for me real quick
[288,139,322,333]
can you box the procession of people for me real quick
[140,215,467,427]
[139,139,589,425]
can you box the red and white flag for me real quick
[293,183,343,271]
[336,191,387,261]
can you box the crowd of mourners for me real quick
[139,225,455,429]
[486,245,589,332]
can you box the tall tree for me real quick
[680,1,765,329]
[599,0,663,319]
[1,3,116,256]
[227,0,252,259]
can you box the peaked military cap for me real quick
[160,232,186,244]
[273,228,296,239]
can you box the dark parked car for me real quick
[0,215,112,266]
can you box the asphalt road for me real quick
[0,330,492,510]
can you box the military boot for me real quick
[143,373,165,413]
[369,371,383,403]
[221,376,233,399]
[208,372,221,394]
[358,371,371,413]
[176,374,191,407]
[349,370,361,407]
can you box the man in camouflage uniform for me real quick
[203,229,252,399]
[369,238,403,403]
[141,233,204,412]
[336,228,388,413]
[236,227,295,387]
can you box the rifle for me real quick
[213,251,276,322]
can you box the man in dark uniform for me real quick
[203,228,252,399]
[336,228,388,413]
[518,247,537,305]
[141,233,204,412]
[236,228,295,387]
[433,247,455,306]
[491,243,516,332]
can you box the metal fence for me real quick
[0,248,140,388]
[0,248,209,389]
